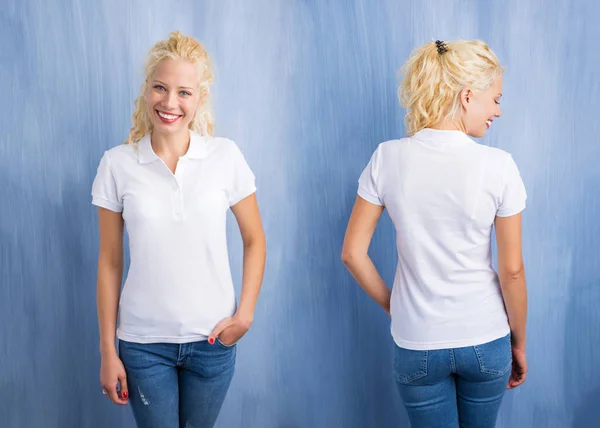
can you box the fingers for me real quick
[208,318,232,344]
[507,367,527,389]
[105,382,124,405]
[118,374,129,402]
[512,372,526,388]
[103,375,129,405]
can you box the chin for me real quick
[468,129,486,138]
[152,121,188,135]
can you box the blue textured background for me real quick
[1,1,599,427]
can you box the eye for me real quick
[179,91,192,96]
[153,85,166,91]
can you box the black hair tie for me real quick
[435,40,448,55]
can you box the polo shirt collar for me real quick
[411,128,474,145]
[137,131,209,164]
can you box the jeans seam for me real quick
[120,341,160,388]
[177,344,183,365]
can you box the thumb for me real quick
[208,318,232,344]
[119,373,129,401]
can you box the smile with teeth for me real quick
[486,119,492,127]
[157,110,182,122]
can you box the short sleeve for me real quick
[227,142,256,207]
[496,155,527,217]
[91,151,123,212]
[357,146,384,206]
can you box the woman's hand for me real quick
[507,346,528,389]
[208,313,253,346]
[100,352,129,405]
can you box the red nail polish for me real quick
[123,391,128,399]
[209,337,215,344]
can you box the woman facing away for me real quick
[342,40,528,427]
[92,32,266,428]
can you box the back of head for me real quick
[398,40,503,136]
[126,31,214,144]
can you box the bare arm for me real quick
[96,208,124,357]
[341,196,390,314]
[209,194,266,343]
[495,213,527,349]
[230,193,267,324]
[96,207,129,404]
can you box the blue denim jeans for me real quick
[393,334,512,428]
[119,339,236,428]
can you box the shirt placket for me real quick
[173,161,185,220]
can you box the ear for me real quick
[460,88,473,108]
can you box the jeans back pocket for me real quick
[393,346,428,384]
[473,334,512,376]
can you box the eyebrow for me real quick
[152,80,194,91]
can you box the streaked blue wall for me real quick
[1,0,598,426]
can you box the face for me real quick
[145,58,201,137]
[460,74,503,138]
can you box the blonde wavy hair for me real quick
[125,31,214,145]
[398,40,503,136]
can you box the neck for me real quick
[151,129,190,158]
[431,118,467,134]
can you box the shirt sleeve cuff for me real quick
[229,186,257,207]
[92,197,123,213]
[357,189,383,206]
[496,203,526,217]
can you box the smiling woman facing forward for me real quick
[92,31,266,428]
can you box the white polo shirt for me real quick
[92,131,256,344]
[358,128,527,350]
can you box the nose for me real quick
[161,90,178,111]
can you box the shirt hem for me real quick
[117,331,209,344]
[391,326,510,351]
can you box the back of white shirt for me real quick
[358,128,527,350]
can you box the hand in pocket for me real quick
[209,314,252,346]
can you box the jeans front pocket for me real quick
[473,334,512,376]
[393,346,428,384]
[216,338,237,349]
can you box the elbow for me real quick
[243,232,267,251]
[98,252,123,271]
[499,264,525,283]
[341,248,362,267]
[340,251,351,265]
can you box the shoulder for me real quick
[370,139,405,158]
[102,143,137,163]
[205,136,241,153]
[368,138,416,167]
[377,139,405,151]
[94,144,137,174]
[475,144,516,170]
[201,136,250,163]
[477,143,512,158]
